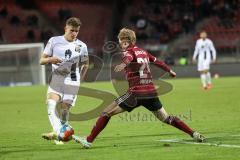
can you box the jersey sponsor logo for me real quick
[134,50,146,56]
[140,79,152,84]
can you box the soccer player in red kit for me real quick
[73,28,205,148]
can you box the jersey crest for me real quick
[75,45,82,53]
[65,49,72,59]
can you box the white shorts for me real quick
[48,76,80,107]
[198,60,210,71]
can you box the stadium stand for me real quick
[0,0,239,57]
[35,0,113,55]
[0,0,113,57]
[0,0,41,43]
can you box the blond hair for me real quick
[66,17,82,27]
[118,28,136,45]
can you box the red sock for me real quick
[87,115,110,142]
[165,116,194,136]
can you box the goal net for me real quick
[0,43,46,86]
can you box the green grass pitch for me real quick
[0,77,240,160]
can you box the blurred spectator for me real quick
[126,0,240,44]
[16,0,37,9]
[58,8,65,21]
[182,14,194,33]
[27,30,35,41]
[136,31,148,41]
[164,56,175,66]
[130,11,148,29]
[26,15,39,28]
[41,29,53,44]
[201,0,213,17]
[136,18,148,30]
[155,21,169,34]
[0,28,4,42]
[216,1,234,29]
[58,8,72,22]
[153,5,161,15]
[10,16,20,26]
[0,6,8,18]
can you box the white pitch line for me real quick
[157,139,240,148]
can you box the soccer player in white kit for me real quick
[193,31,216,90]
[39,17,89,144]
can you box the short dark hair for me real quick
[66,17,82,27]
[200,30,207,34]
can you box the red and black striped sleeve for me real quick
[148,53,171,72]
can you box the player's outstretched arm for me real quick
[154,60,176,78]
[114,63,127,72]
[209,40,217,63]
[80,59,89,81]
[114,49,133,72]
[148,53,171,71]
[192,41,199,64]
[39,54,62,65]
[169,70,176,78]
[148,53,176,78]
[192,58,197,64]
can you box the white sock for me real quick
[200,74,207,87]
[206,72,212,85]
[47,99,62,134]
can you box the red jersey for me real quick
[121,45,171,96]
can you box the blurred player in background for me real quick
[193,31,216,90]
[39,17,89,144]
[73,28,205,148]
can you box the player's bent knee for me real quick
[153,107,169,122]
[158,115,169,122]
[47,93,60,102]
[103,110,116,117]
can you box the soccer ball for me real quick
[58,124,74,142]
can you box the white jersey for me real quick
[193,38,216,62]
[43,36,88,106]
[43,36,88,81]
[193,38,216,71]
